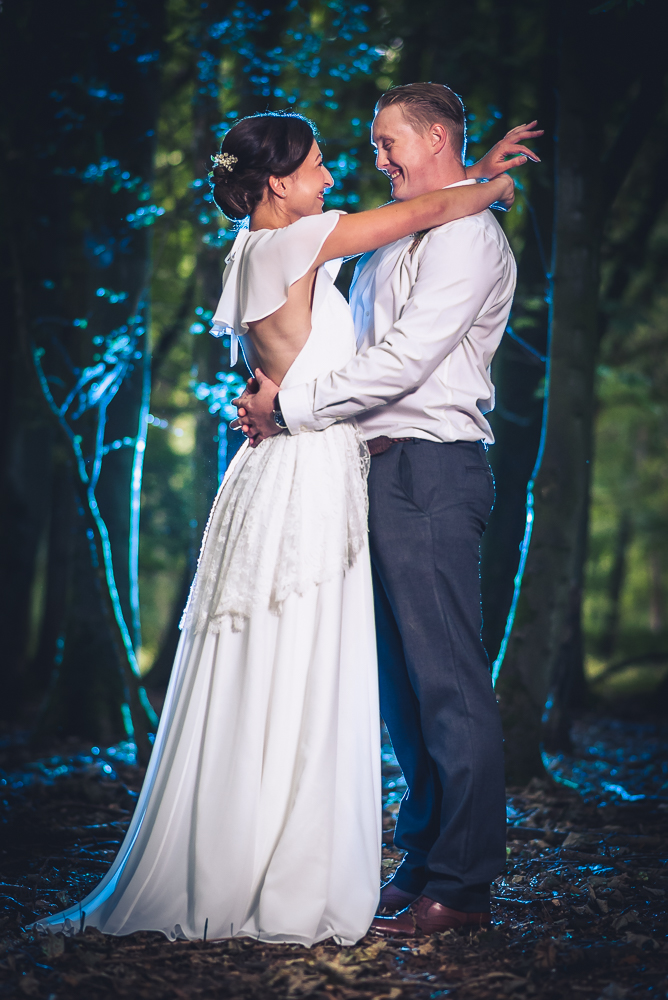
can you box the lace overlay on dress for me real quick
[181,422,370,633]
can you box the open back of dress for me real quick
[34,211,381,947]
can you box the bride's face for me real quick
[273,141,334,217]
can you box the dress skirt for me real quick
[35,428,381,946]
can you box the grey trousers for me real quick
[368,439,506,913]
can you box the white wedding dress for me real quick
[34,212,381,947]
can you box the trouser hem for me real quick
[387,862,428,896]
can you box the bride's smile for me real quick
[252,140,334,228]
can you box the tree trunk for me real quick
[598,510,632,659]
[1,0,165,760]
[542,493,591,752]
[144,542,197,694]
[190,6,237,561]
[649,551,663,636]
[495,2,602,783]
[0,333,53,720]
[29,451,76,696]
[34,488,126,747]
[482,7,557,664]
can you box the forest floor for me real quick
[0,716,667,1000]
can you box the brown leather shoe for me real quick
[371,895,492,937]
[376,882,419,916]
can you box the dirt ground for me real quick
[0,718,666,999]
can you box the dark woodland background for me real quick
[2,0,668,784]
[2,3,668,998]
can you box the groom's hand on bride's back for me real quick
[231,369,282,448]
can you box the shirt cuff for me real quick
[278,381,321,434]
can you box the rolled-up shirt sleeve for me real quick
[279,218,505,434]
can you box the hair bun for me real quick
[210,113,315,222]
[211,164,232,185]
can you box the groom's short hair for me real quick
[376,82,466,161]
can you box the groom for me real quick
[234,83,540,935]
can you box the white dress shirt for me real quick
[279,180,517,444]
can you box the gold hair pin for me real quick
[212,152,238,172]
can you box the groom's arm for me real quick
[278,220,506,435]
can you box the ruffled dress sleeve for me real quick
[210,211,345,365]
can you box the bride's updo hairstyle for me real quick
[211,113,316,221]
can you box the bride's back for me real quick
[211,211,355,392]
[243,270,315,385]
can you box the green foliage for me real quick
[590,0,645,14]
[137,0,555,675]
[585,343,668,695]
[137,0,392,670]
[582,96,668,700]
[138,0,560,675]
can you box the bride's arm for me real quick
[315,174,513,266]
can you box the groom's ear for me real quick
[429,122,449,156]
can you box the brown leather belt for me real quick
[367,435,417,457]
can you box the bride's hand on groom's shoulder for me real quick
[467,120,543,182]
[231,370,282,448]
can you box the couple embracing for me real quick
[35,83,540,946]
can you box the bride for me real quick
[34,113,513,947]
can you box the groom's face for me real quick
[371,104,440,202]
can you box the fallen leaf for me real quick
[572,904,595,916]
[61,973,87,986]
[623,931,658,950]
[41,933,65,958]
[534,941,557,968]
[18,974,40,997]
[598,983,629,999]
[612,909,639,931]
[413,940,434,956]
[359,939,387,961]
[562,833,597,849]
